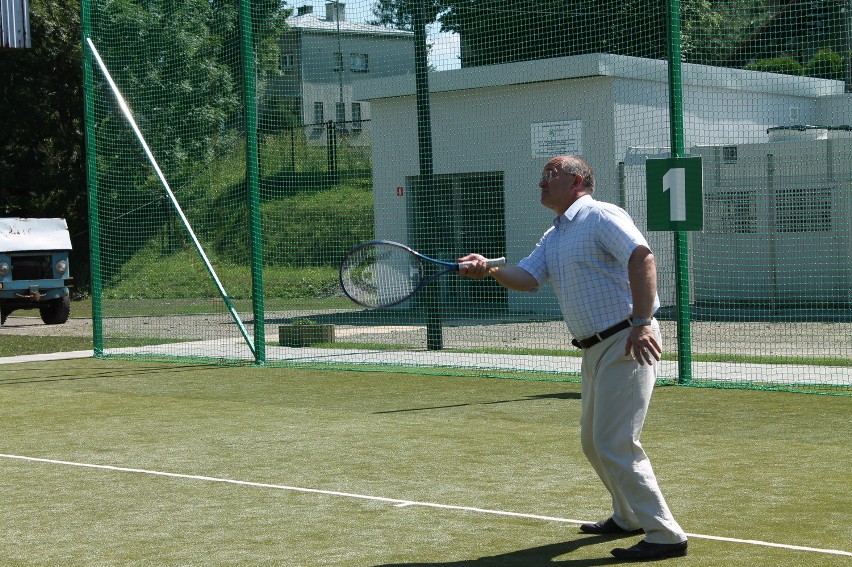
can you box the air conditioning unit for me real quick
[690,127,852,310]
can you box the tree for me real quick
[90,0,290,183]
[680,0,773,65]
[0,0,89,281]
[370,0,772,67]
[804,48,843,80]
[371,0,441,30]
[0,0,290,290]
[82,0,291,276]
[745,56,804,76]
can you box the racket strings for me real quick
[341,244,423,307]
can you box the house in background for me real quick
[278,2,415,138]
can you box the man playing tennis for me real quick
[458,155,688,561]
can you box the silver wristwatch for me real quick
[630,316,653,327]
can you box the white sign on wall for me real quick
[531,120,582,157]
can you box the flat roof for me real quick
[355,52,844,101]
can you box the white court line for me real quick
[1,454,849,557]
[0,350,93,364]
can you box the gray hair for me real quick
[552,155,595,193]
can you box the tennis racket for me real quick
[339,240,506,308]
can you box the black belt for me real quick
[571,319,632,349]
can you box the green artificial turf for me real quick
[0,359,848,565]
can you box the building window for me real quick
[351,102,362,133]
[280,53,295,71]
[332,51,343,71]
[350,53,368,72]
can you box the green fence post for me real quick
[412,1,443,350]
[239,0,265,364]
[666,0,692,383]
[80,0,102,357]
[327,121,339,185]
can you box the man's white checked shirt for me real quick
[517,195,660,340]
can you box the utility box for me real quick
[0,218,73,324]
[690,130,852,307]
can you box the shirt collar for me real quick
[554,194,593,226]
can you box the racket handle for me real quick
[458,257,507,269]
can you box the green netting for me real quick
[82,0,852,394]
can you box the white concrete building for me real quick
[355,53,851,314]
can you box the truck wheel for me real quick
[0,307,9,325]
[40,295,71,325]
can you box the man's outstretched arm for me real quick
[457,254,539,291]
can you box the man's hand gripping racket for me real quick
[339,240,506,309]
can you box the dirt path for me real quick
[4,311,851,359]
[1,315,93,336]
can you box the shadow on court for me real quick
[372,534,634,566]
[373,392,581,414]
[0,364,205,386]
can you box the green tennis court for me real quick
[1,358,848,565]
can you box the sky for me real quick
[426,27,461,71]
[290,0,462,71]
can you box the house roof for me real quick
[354,53,843,101]
[286,13,414,38]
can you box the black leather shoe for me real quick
[579,517,644,535]
[610,539,688,561]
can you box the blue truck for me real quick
[0,217,73,325]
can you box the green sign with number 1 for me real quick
[645,157,703,231]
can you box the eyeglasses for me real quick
[540,169,580,185]
[540,170,558,184]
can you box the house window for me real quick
[351,103,362,133]
[332,52,343,71]
[350,53,368,72]
[280,53,295,71]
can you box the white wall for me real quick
[818,93,852,125]
[368,96,418,246]
[358,53,849,315]
[298,32,415,126]
[368,76,618,313]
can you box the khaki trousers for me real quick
[579,321,687,544]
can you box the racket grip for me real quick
[458,257,506,269]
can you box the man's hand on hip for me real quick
[625,325,661,365]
